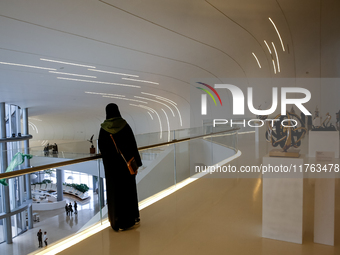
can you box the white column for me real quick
[56,169,64,202]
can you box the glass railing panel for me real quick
[174,141,190,183]
[137,144,175,201]
[135,131,171,147]
[0,141,98,176]
[189,130,238,178]
[0,158,105,253]
[209,130,238,151]
[27,140,96,159]
[135,125,238,148]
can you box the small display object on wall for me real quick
[265,109,307,157]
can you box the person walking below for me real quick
[65,204,69,216]
[37,229,43,248]
[43,231,48,246]
[74,201,78,214]
[69,202,73,216]
[98,103,142,231]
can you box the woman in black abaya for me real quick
[98,103,142,231]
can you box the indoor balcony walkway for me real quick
[57,132,340,255]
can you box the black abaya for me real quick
[98,123,142,230]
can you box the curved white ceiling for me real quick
[0,0,339,139]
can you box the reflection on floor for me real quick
[0,191,100,255]
[58,131,340,255]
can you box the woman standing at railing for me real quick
[98,103,142,231]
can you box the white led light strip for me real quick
[147,112,153,120]
[264,41,277,74]
[161,109,171,142]
[103,96,147,104]
[264,40,272,54]
[141,92,182,126]
[57,77,141,88]
[155,97,176,105]
[49,71,96,78]
[252,53,262,68]
[40,58,96,68]
[85,91,125,97]
[141,92,177,105]
[268,17,285,52]
[130,104,163,139]
[122,77,159,85]
[28,122,38,134]
[272,59,277,74]
[271,42,280,72]
[88,68,139,77]
[157,97,182,126]
[134,96,175,116]
[0,61,56,71]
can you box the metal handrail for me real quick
[0,128,239,180]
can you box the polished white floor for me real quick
[57,131,340,255]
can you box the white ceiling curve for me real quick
[0,0,339,137]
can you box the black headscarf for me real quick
[106,103,122,119]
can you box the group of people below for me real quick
[37,229,48,248]
[65,201,77,216]
[43,143,59,156]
